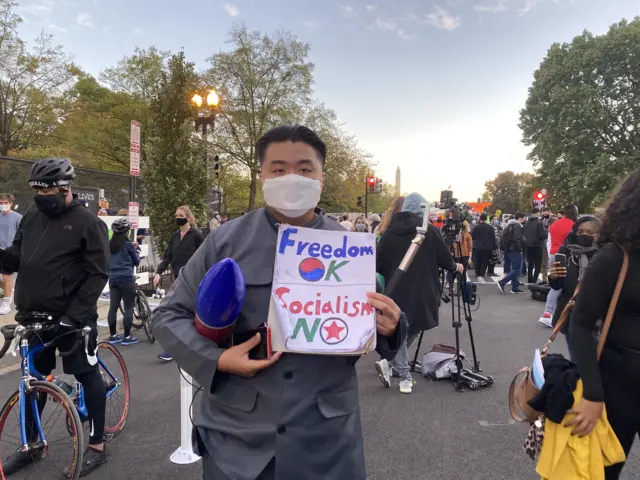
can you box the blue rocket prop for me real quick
[194,258,246,343]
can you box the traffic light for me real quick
[367,176,376,193]
[375,178,383,193]
[357,196,364,207]
[213,155,220,178]
[532,189,547,208]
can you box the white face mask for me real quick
[0,205,10,212]
[262,174,322,218]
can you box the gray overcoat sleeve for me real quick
[151,235,221,393]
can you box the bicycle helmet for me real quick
[111,217,132,233]
[27,158,76,189]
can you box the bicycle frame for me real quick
[16,335,120,449]
[19,340,46,449]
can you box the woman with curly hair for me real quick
[567,169,640,479]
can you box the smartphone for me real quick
[555,253,567,269]
[232,325,269,360]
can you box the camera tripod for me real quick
[444,271,493,391]
[409,268,493,391]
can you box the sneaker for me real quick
[107,334,122,344]
[476,277,485,284]
[158,352,173,362]
[399,379,414,394]
[2,448,42,475]
[539,312,553,328]
[511,289,525,294]
[0,299,11,315]
[497,281,506,293]
[374,359,392,388]
[121,335,139,346]
[72,446,107,477]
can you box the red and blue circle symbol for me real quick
[298,258,325,282]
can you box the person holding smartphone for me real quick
[547,216,602,356]
[152,125,407,480]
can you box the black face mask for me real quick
[175,217,188,226]
[543,214,550,218]
[575,234,594,248]
[34,193,66,218]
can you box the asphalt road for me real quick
[1,283,638,479]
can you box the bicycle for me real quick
[0,312,131,479]
[117,276,155,344]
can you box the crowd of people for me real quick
[1,123,639,479]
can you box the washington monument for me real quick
[395,166,401,195]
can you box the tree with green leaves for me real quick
[0,0,77,155]
[100,46,169,103]
[520,17,640,212]
[144,51,208,254]
[482,171,536,214]
[204,25,314,210]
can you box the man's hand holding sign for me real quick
[367,292,401,336]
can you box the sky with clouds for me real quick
[15,0,639,202]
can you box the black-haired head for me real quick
[256,125,326,167]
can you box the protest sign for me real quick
[267,225,377,355]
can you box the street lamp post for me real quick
[190,89,220,175]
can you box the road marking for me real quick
[478,420,517,427]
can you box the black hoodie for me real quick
[376,212,457,332]
[1,200,109,325]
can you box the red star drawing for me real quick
[324,320,346,341]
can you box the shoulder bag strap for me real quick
[540,285,580,357]
[596,248,629,360]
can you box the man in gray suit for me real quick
[152,125,408,480]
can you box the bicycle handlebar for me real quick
[58,335,84,357]
[0,317,89,360]
[0,326,14,360]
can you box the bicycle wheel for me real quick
[0,381,84,480]
[130,295,143,330]
[136,291,155,344]
[96,342,130,434]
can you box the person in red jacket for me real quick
[549,204,578,256]
[539,204,578,327]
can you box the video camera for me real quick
[439,190,468,246]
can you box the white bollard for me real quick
[170,369,201,465]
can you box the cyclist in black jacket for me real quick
[0,158,110,476]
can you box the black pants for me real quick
[459,256,469,281]
[526,247,543,284]
[602,348,640,479]
[474,249,492,278]
[108,281,136,337]
[30,322,106,445]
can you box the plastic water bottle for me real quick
[52,378,76,398]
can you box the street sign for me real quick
[128,201,140,229]
[73,186,100,214]
[130,120,141,176]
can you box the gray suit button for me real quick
[277,425,286,434]
[284,371,293,380]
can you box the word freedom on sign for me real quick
[279,228,374,259]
